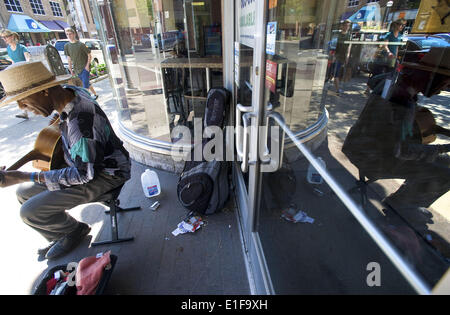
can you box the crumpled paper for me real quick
[172,216,204,236]
[281,207,314,224]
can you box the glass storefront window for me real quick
[97,0,223,144]
[92,0,450,294]
[258,0,450,293]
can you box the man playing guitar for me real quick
[0,61,131,260]
[343,47,450,224]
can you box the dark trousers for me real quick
[383,155,450,209]
[16,172,127,241]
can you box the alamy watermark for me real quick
[170,118,282,172]
[366,262,381,287]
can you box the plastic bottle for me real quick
[141,169,161,198]
[306,157,326,185]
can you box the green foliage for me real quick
[90,63,107,77]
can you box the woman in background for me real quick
[1,29,31,119]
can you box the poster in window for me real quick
[266,22,277,56]
[265,60,277,93]
[412,0,450,33]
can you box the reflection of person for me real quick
[342,47,450,219]
[1,29,31,119]
[0,61,131,259]
[365,20,406,95]
[64,28,98,100]
[382,20,405,71]
[333,20,352,96]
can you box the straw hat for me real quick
[0,61,71,107]
[401,47,450,77]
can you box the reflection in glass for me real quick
[259,0,450,293]
[98,0,223,142]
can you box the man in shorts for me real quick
[64,28,98,100]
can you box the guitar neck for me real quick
[7,150,50,171]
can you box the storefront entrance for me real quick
[229,0,449,294]
[92,0,450,294]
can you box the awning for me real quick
[7,14,51,33]
[349,4,381,23]
[54,20,70,30]
[38,20,64,32]
[340,11,353,21]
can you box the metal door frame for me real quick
[223,0,274,295]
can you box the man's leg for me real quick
[384,156,450,209]
[333,61,342,94]
[78,69,98,99]
[17,172,126,243]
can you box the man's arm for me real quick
[0,168,44,188]
[67,56,74,75]
[85,52,92,71]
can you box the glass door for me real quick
[252,0,450,295]
[233,0,276,294]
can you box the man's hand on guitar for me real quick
[49,113,60,126]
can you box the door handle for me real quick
[260,107,285,173]
[241,112,256,173]
[236,103,254,172]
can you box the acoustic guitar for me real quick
[6,117,64,172]
[414,106,450,145]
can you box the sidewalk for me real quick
[0,77,249,294]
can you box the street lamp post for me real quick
[383,1,394,30]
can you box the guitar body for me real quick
[414,106,437,144]
[413,106,450,145]
[7,118,64,171]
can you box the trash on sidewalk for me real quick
[313,188,324,197]
[281,207,314,224]
[172,216,204,236]
[150,201,160,211]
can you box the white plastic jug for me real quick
[141,169,161,198]
[306,157,326,185]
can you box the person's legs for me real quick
[17,172,126,242]
[78,69,98,99]
[383,155,450,209]
[77,69,90,89]
[88,85,97,99]
[333,61,342,94]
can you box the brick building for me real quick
[0,0,72,45]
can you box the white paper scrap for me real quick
[172,216,204,236]
[281,208,314,224]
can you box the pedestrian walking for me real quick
[63,28,98,100]
[1,29,31,119]
[333,20,352,96]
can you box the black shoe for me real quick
[93,95,98,100]
[45,223,91,260]
[15,114,29,119]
